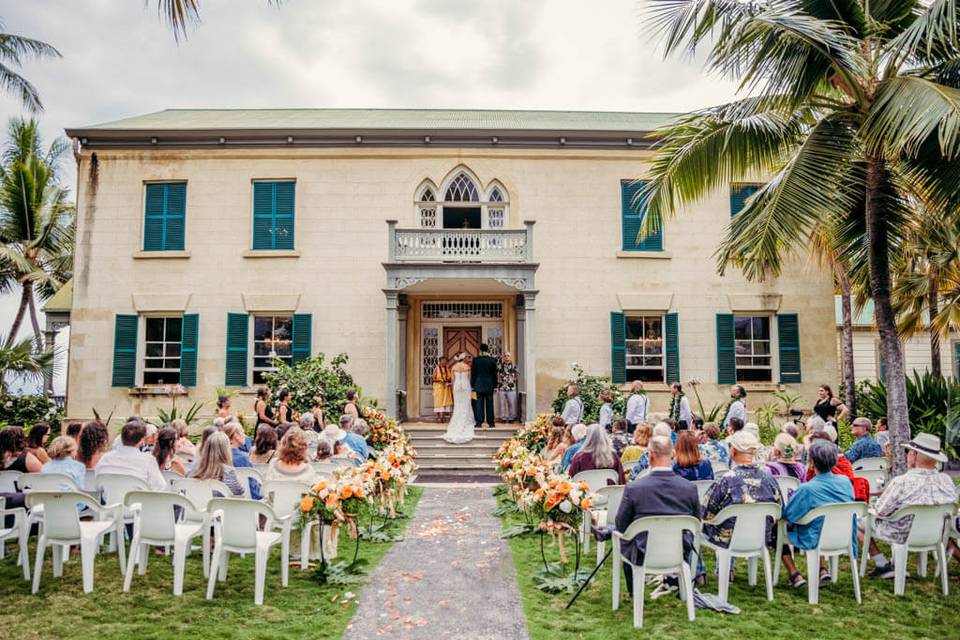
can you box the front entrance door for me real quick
[444,326,481,360]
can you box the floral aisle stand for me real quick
[493,416,597,593]
[297,407,417,584]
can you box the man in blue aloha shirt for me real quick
[843,417,883,464]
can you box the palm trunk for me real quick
[927,275,941,377]
[27,290,42,349]
[838,271,857,418]
[7,282,32,346]
[865,157,909,475]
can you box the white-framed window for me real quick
[626,315,664,382]
[412,169,510,229]
[252,315,293,384]
[416,182,438,228]
[143,316,182,385]
[735,315,772,382]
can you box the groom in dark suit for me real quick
[471,344,498,428]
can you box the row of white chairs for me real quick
[571,468,958,628]
[0,470,325,605]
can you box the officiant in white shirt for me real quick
[624,380,649,434]
[561,385,584,426]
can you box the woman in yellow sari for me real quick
[432,356,454,422]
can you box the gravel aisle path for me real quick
[344,485,528,640]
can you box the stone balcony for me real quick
[387,220,534,263]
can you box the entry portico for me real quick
[383,220,538,420]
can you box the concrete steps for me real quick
[406,424,516,479]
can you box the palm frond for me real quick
[863,76,960,159]
[883,0,957,66]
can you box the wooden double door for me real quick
[444,326,481,361]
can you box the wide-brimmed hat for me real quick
[729,430,761,453]
[902,432,948,463]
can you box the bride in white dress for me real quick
[443,353,476,444]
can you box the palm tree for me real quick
[638,0,960,474]
[0,20,61,112]
[0,118,74,347]
[0,334,54,395]
[893,208,960,377]
[153,1,283,40]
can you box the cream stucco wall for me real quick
[67,146,838,423]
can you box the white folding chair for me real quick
[793,502,867,604]
[702,502,782,603]
[0,469,22,493]
[263,479,315,570]
[879,503,955,596]
[252,463,270,475]
[171,477,233,511]
[593,485,625,567]
[312,462,337,475]
[123,490,209,595]
[0,496,30,580]
[573,469,620,551]
[26,491,125,593]
[774,476,801,502]
[854,469,887,501]
[710,460,730,475]
[613,514,699,627]
[234,467,265,499]
[853,457,887,472]
[692,480,715,506]
[206,497,291,605]
[19,472,83,493]
[162,470,182,487]
[331,458,355,470]
[96,473,150,551]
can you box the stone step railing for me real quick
[387,220,534,263]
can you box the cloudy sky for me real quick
[0,0,741,393]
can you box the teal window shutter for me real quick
[730,184,760,216]
[610,311,626,384]
[777,313,801,383]
[143,182,186,251]
[252,181,296,250]
[291,313,312,365]
[112,314,138,387]
[716,313,736,385]
[225,313,249,386]
[180,314,199,387]
[665,312,680,384]
[620,180,662,252]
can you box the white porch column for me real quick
[522,291,537,421]
[384,290,399,418]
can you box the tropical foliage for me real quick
[550,363,625,423]
[0,392,61,427]
[262,352,364,417]
[151,0,284,40]
[0,19,61,112]
[0,335,54,394]
[638,0,960,473]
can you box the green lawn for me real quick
[0,487,422,640]
[497,491,959,640]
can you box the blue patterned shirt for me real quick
[702,464,782,547]
[700,440,729,465]
[844,434,883,464]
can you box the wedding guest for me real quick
[344,389,360,422]
[276,422,294,442]
[199,424,219,449]
[311,396,326,430]
[496,352,519,423]
[263,428,317,484]
[559,423,589,471]
[672,430,714,481]
[844,416,883,464]
[561,385,584,427]
[621,423,652,465]
[598,390,614,432]
[118,423,158,453]
[874,417,890,451]
[315,439,333,462]
[300,412,316,433]
[77,421,109,470]
[65,422,83,445]
[250,426,278,464]
[699,423,730,466]
[669,383,692,429]
[153,426,185,476]
[223,421,261,499]
[0,426,42,473]
[171,418,196,457]
[807,430,869,502]
[803,415,826,449]
[276,389,296,424]
[766,433,806,482]
[96,421,166,491]
[41,436,86,489]
[255,387,278,428]
[339,414,370,460]
[190,432,244,497]
[546,422,573,467]
[216,395,232,419]
[813,384,848,424]
[624,381,649,433]
[568,424,625,484]
[610,419,630,458]
[627,423,673,480]
[25,423,51,464]
[543,418,568,463]
[722,385,747,430]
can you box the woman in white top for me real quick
[722,385,747,431]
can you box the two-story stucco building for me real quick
[63,108,838,423]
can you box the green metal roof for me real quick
[42,279,72,313]
[75,108,681,133]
